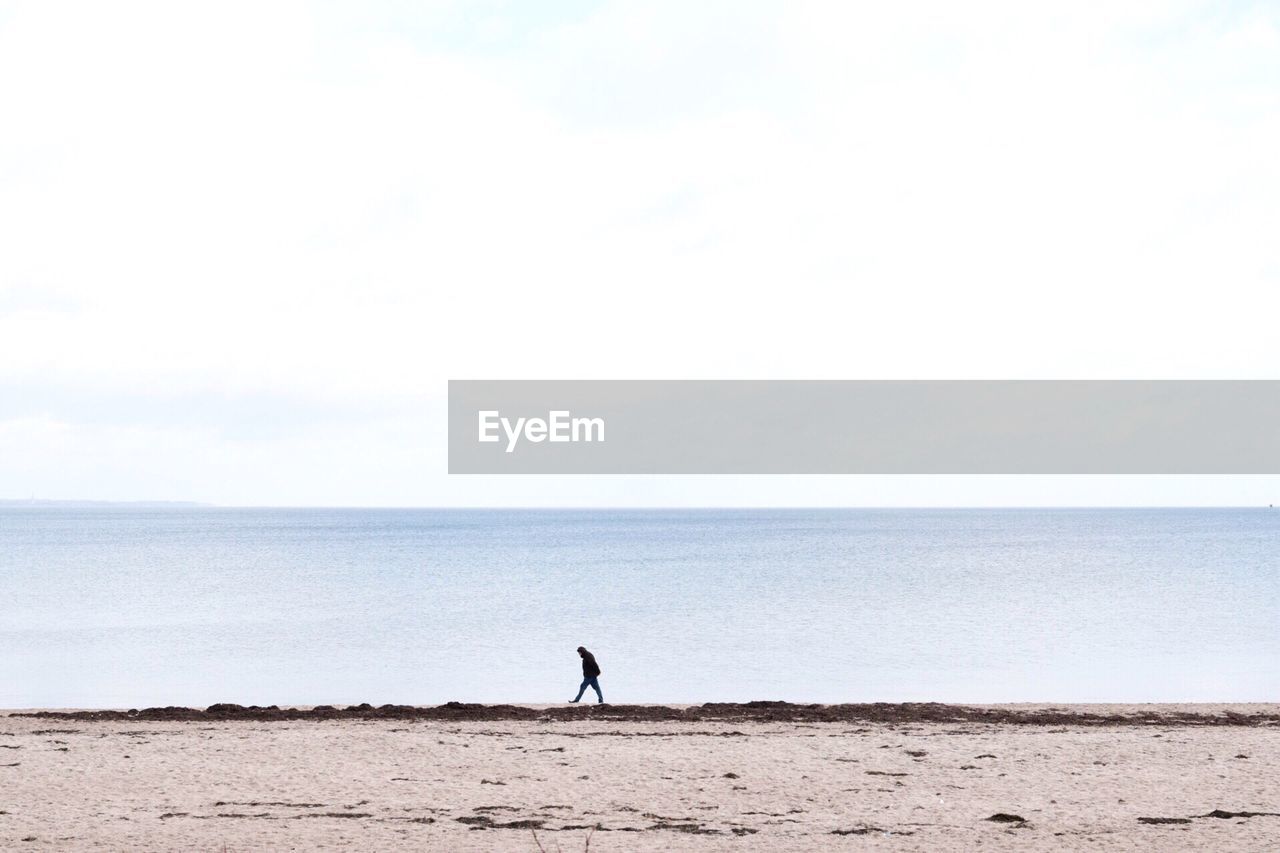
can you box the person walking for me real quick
[570,645,604,704]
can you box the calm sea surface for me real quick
[1,508,1276,707]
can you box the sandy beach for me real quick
[1,703,1277,850]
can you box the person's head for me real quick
[576,646,587,656]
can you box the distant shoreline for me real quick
[0,499,210,507]
[1,502,1274,509]
[12,701,1280,726]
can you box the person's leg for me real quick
[571,678,590,702]
[590,677,603,703]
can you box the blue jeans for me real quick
[574,676,603,703]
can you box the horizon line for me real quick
[2,500,1274,511]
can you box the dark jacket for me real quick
[580,651,601,678]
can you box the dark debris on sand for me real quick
[1199,810,1280,819]
[11,701,1280,726]
[986,813,1028,824]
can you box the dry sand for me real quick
[2,703,1277,851]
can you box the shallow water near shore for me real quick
[1,508,1277,707]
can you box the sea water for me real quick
[1,507,1276,707]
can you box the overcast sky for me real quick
[1,1,1278,506]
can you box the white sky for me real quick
[1,0,1278,506]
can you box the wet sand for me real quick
[2,703,1278,850]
